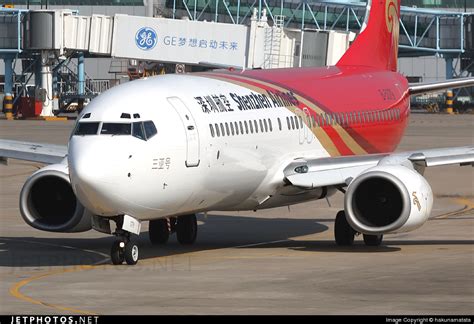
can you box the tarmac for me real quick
[0,113,473,315]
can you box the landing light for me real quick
[295,165,309,173]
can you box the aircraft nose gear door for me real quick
[167,97,200,167]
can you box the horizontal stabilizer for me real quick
[409,78,474,96]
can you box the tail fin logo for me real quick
[385,0,399,33]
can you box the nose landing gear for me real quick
[110,215,141,265]
[111,233,139,265]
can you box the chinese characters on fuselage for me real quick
[194,90,299,114]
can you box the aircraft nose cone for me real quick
[68,138,121,215]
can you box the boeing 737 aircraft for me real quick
[1,0,474,265]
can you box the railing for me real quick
[165,0,473,55]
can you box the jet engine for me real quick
[344,165,433,235]
[19,163,92,232]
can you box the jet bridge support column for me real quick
[3,55,14,96]
[77,52,85,111]
[445,56,454,80]
[40,51,54,117]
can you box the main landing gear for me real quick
[149,214,198,246]
[334,210,383,247]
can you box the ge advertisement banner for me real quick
[111,15,248,67]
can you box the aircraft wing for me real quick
[0,139,67,165]
[284,146,474,189]
[409,78,474,96]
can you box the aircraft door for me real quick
[167,97,200,167]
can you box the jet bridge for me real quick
[0,7,247,116]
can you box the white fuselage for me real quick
[68,74,331,221]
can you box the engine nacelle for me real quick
[344,165,433,235]
[19,163,92,232]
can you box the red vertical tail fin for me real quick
[337,0,401,72]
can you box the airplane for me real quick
[1,0,474,265]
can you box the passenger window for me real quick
[286,117,290,130]
[263,119,268,132]
[239,121,244,135]
[259,119,264,132]
[209,124,215,138]
[144,121,157,139]
[244,120,249,134]
[215,123,220,137]
[234,122,239,135]
[225,123,230,136]
[220,123,225,136]
[249,120,254,133]
[277,118,282,131]
[268,118,272,132]
[133,122,146,140]
[254,120,259,133]
[230,122,235,136]
[290,116,295,129]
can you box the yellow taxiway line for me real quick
[8,197,474,314]
[9,265,99,315]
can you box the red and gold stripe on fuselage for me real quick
[202,68,410,157]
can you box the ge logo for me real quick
[135,27,157,50]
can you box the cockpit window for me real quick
[101,123,132,135]
[144,121,157,139]
[132,122,146,140]
[74,122,99,135]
